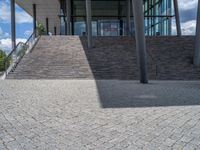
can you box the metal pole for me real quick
[33,4,37,37]
[71,0,74,35]
[63,1,67,35]
[132,0,148,83]
[66,0,71,35]
[54,27,57,35]
[86,0,92,48]
[173,0,181,36]
[194,0,200,66]
[127,0,131,36]
[10,0,16,51]
[46,18,49,35]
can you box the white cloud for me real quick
[0,2,11,23]
[171,19,196,35]
[181,20,196,35]
[171,1,198,35]
[171,19,177,35]
[178,0,198,11]
[0,1,32,24]
[0,39,11,50]
[0,38,27,52]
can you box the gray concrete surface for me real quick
[0,80,200,150]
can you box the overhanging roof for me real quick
[16,0,60,34]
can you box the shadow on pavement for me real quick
[95,80,200,108]
[79,37,200,108]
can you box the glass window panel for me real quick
[60,0,173,36]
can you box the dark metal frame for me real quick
[46,18,49,35]
[33,4,37,37]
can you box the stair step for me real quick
[6,36,200,80]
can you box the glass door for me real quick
[98,20,120,36]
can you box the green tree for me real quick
[37,22,46,35]
[0,49,7,71]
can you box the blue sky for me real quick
[0,0,199,53]
[0,0,33,53]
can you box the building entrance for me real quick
[98,20,120,36]
[60,0,173,36]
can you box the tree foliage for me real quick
[0,49,7,71]
[37,22,46,35]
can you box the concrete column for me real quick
[132,0,148,83]
[10,0,16,51]
[66,0,71,35]
[127,0,131,36]
[173,0,181,36]
[33,4,37,37]
[194,0,200,66]
[86,0,92,48]
[46,18,49,35]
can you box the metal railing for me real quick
[1,31,39,78]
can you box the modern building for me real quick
[60,0,173,36]
[16,0,173,36]
[5,0,200,83]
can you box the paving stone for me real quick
[172,143,185,150]
[180,135,194,143]
[183,143,198,150]
[0,80,200,149]
[164,138,176,147]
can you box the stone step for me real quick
[6,35,200,80]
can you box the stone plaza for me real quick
[1,80,200,150]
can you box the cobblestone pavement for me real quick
[1,80,200,150]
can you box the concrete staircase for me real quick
[6,36,200,80]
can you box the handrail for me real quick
[2,42,25,75]
[25,32,35,45]
[2,30,39,77]
[126,28,158,78]
[4,42,24,62]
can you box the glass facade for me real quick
[144,0,172,36]
[60,0,173,36]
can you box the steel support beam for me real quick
[54,27,57,35]
[66,0,71,35]
[86,0,92,48]
[33,4,37,37]
[10,0,16,51]
[194,0,200,66]
[126,0,131,36]
[173,0,181,36]
[46,18,49,35]
[120,20,123,36]
[71,0,74,35]
[132,0,148,83]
